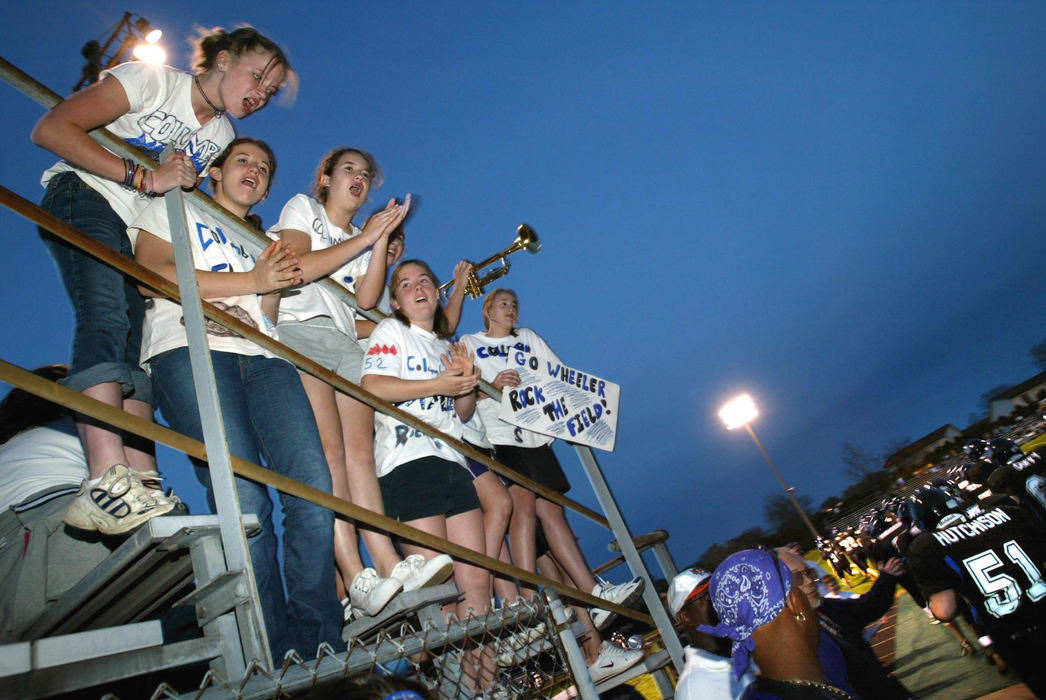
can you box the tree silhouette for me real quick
[1031,337,1046,371]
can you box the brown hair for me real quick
[311,147,383,204]
[481,288,519,335]
[191,25,298,101]
[209,137,277,196]
[390,260,451,339]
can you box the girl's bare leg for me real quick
[122,397,157,472]
[534,498,597,594]
[508,485,538,599]
[538,550,602,662]
[474,471,517,601]
[301,374,364,595]
[337,392,402,576]
[494,539,521,604]
[403,510,494,690]
[79,382,139,478]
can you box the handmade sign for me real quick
[498,351,620,451]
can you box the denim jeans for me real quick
[151,348,342,658]
[39,172,153,404]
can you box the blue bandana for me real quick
[697,549,792,679]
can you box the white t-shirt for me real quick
[268,194,371,338]
[354,284,393,353]
[376,285,393,315]
[675,646,754,700]
[461,327,561,448]
[363,318,467,478]
[460,410,492,450]
[0,419,86,511]
[130,197,277,365]
[41,62,234,226]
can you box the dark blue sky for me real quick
[2,2,1045,574]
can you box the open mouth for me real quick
[241,96,258,114]
[240,177,257,189]
[349,183,363,196]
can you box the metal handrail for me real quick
[1,52,684,678]
[0,359,647,624]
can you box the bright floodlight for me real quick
[144,29,162,44]
[719,394,758,430]
[132,42,165,64]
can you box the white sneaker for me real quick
[589,606,616,630]
[495,622,549,666]
[588,641,644,684]
[136,468,189,515]
[349,568,403,617]
[390,553,454,591]
[62,464,175,535]
[591,576,644,607]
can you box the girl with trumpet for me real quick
[270,148,449,619]
[462,288,645,682]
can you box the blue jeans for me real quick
[151,348,342,658]
[39,172,153,404]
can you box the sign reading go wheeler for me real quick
[499,351,620,451]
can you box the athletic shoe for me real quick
[589,606,616,630]
[349,567,403,617]
[339,597,354,623]
[137,469,189,515]
[495,623,549,666]
[62,464,175,535]
[587,641,644,684]
[590,576,645,607]
[390,553,454,591]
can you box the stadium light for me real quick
[76,13,165,90]
[132,30,165,65]
[719,393,820,541]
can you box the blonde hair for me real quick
[481,288,519,335]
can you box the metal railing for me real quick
[0,54,683,695]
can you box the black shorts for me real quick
[494,443,571,494]
[379,456,481,522]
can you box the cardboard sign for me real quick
[498,352,620,451]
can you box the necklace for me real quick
[779,678,855,700]
[194,75,225,119]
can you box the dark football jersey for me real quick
[988,459,1046,524]
[907,506,1046,635]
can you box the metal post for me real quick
[744,424,820,541]
[546,590,599,700]
[652,541,678,581]
[572,445,685,673]
[163,184,272,671]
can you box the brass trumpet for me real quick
[438,224,541,299]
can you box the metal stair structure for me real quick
[0,55,684,698]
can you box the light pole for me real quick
[719,394,820,542]
[75,13,165,91]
